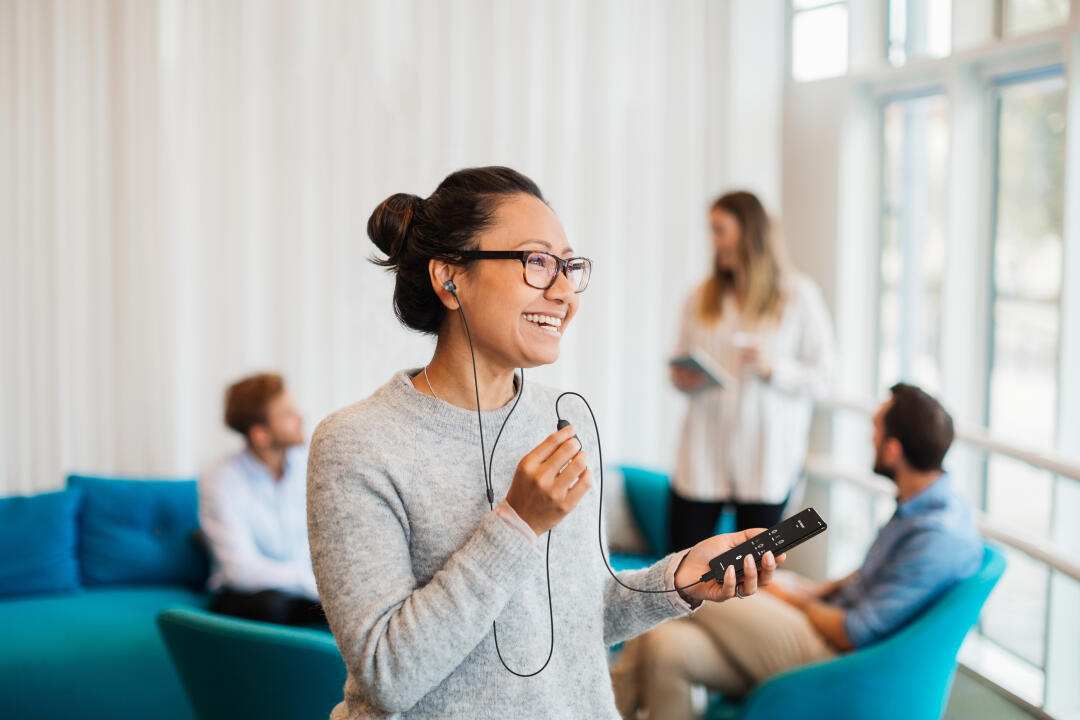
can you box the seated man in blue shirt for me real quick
[199,372,324,626]
[612,383,983,719]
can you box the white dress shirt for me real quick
[198,445,318,599]
[672,273,834,504]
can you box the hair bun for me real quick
[368,193,423,264]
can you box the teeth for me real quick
[523,313,562,327]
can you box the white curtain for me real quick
[1,0,781,495]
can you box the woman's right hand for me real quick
[505,423,592,536]
[670,365,707,393]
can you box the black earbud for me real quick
[443,279,457,295]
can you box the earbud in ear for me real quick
[443,279,457,295]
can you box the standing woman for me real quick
[669,191,834,551]
[307,168,782,718]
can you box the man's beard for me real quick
[270,434,303,450]
[873,453,896,481]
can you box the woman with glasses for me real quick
[668,191,835,551]
[306,167,781,719]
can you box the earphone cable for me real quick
[454,301,555,676]
[556,391,714,593]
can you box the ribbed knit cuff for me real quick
[494,500,543,552]
[665,549,702,613]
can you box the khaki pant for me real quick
[611,590,836,720]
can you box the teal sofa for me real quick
[0,475,211,720]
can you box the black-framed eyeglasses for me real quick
[457,250,593,293]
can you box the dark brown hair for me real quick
[884,383,955,472]
[701,191,785,324]
[224,373,284,439]
[368,166,547,334]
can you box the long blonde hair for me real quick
[700,191,785,325]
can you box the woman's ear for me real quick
[429,259,460,310]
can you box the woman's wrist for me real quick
[673,550,696,604]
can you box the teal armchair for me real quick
[157,607,346,720]
[708,545,1006,720]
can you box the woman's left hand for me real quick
[673,529,785,604]
[737,345,772,380]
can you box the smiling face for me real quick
[448,193,580,370]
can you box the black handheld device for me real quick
[707,508,828,583]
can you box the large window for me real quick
[791,1,849,81]
[1002,0,1070,36]
[979,70,1066,677]
[866,62,1074,717]
[887,0,951,66]
[793,2,1080,712]
[877,92,949,395]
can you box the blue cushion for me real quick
[67,475,208,587]
[0,489,82,597]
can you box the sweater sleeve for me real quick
[601,552,692,646]
[306,422,541,713]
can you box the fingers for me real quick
[562,468,592,508]
[526,424,578,466]
[722,527,764,550]
[544,437,584,480]
[740,553,759,596]
[758,551,777,588]
[552,449,589,493]
[718,565,736,601]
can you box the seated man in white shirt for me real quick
[199,372,324,626]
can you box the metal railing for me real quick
[803,455,1080,584]
[811,395,1080,718]
[819,394,1080,483]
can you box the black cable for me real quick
[492,529,555,678]
[555,391,717,593]
[455,301,496,506]
[453,302,554,677]
[451,296,713,679]
[486,371,525,503]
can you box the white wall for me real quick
[0,0,785,496]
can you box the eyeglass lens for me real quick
[524,252,590,292]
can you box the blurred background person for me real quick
[668,191,834,550]
[198,372,324,626]
[614,384,982,719]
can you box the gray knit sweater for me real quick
[306,369,689,718]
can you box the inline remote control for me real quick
[708,508,827,583]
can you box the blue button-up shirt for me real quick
[198,445,317,600]
[830,473,982,648]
